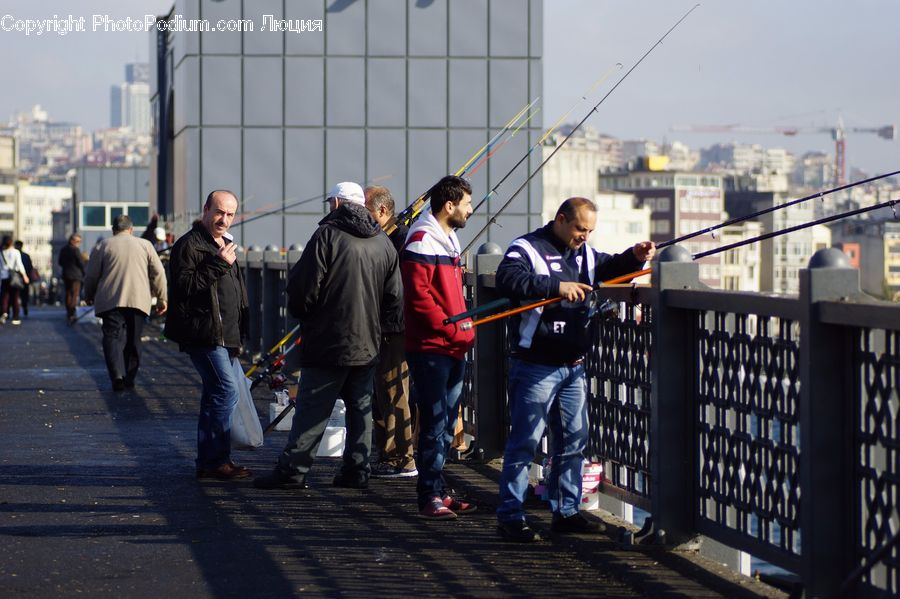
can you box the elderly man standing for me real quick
[254,182,402,491]
[84,215,167,392]
[364,185,416,478]
[166,190,251,481]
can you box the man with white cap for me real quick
[254,182,403,490]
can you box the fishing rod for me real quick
[249,335,303,390]
[461,4,701,256]
[459,195,899,329]
[459,269,651,330]
[385,97,540,235]
[464,62,624,223]
[693,194,900,259]
[466,104,542,178]
[245,324,300,378]
[658,168,900,249]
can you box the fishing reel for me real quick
[267,373,288,389]
[582,297,619,322]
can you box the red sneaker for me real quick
[418,498,457,520]
[442,496,477,514]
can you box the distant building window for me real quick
[128,206,149,227]
[82,206,105,227]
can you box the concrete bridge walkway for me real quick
[0,308,785,598]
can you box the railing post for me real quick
[473,244,505,460]
[244,246,264,355]
[284,245,303,375]
[261,245,283,353]
[650,245,703,545]
[798,248,858,598]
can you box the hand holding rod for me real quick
[461,268,652,330]
[443,297,511,325]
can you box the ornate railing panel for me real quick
[695,310,802,569]
[854,326,900,596]
[585,288,653,510]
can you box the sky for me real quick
[0,0,897,176]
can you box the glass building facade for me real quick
[150,0,543,252]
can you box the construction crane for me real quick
[671,118,895,186]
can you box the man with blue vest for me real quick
[495,196,655,542]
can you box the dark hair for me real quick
[365,186,395,214]
[555,197,597,221]
[112,214,133,233]
[14,240,22,250]
[205,189,239,210]
[69,233,81,243]
[1,235,11,250]
[430,175,472,215]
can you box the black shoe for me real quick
[253,469,307,490]
[333,473,368,489]
[112,378,126,392]
[123,379,135,389]
[551,512,606,534]
[497,520,542,543]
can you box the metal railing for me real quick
[243,244,900,598]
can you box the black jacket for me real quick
[497,223,644,366]
[164,223,249,349]
[58,244,85,281]
[287,202,403,367]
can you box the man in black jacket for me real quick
[14,241,34,317]
[58,233,85,324]
[254,181,403,490]
[165,190,251,481]
[495,197,655,542]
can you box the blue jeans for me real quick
[277,365,375,482]
[497,358,588,523]
[407,351,465,508]
[187,346,240,470]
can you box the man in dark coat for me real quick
[254,181,403,490]
[165,190,251,481]
[58,233,85,324]
[13,241,34,317]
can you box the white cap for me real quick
[327,181,365,206]
[154,227,167,241]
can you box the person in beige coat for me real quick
[84,214,167,392]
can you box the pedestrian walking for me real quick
[59,233,85,325]
[14,241,35,318]
[83,215,167,392]
[0,235,29,325]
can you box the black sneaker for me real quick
[333,473,368,489]
[497,520,542,543]
[551,512,606,534]
[370,462,418,478]
[112,378,126,392]
[253,469,307,490]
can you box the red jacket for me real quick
[400,213,475,360]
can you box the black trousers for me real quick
[100,308,146,384]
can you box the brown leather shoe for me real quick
[196,462,252,480]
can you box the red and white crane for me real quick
[671,118,895,186]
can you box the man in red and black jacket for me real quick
[401,175,477,520]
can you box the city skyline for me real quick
[0,0,897,176]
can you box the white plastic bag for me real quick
[230,358,264,449]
